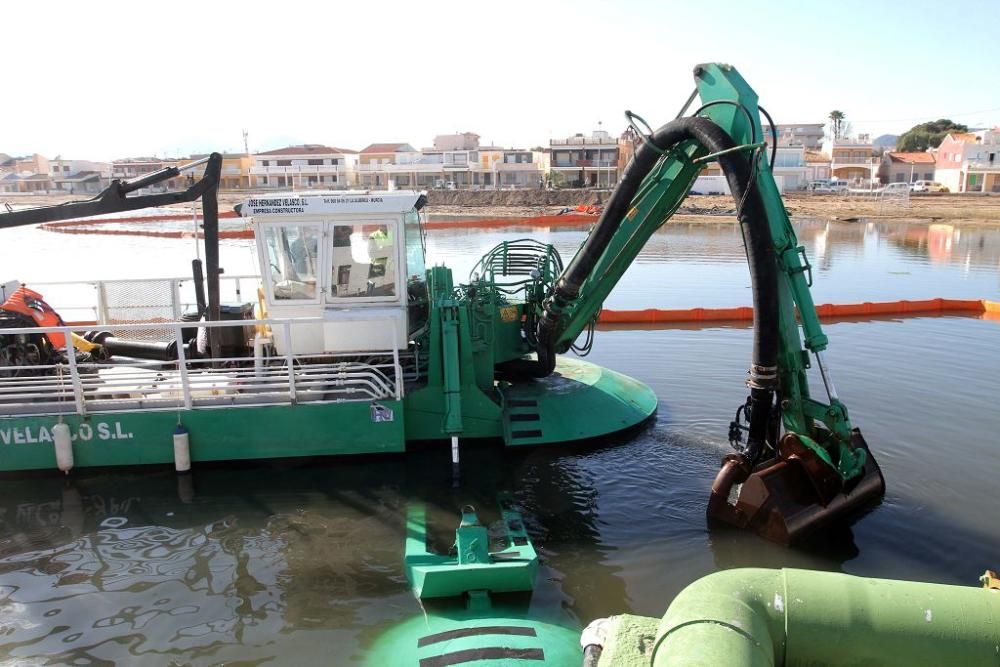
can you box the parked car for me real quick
[810,179,848,193]
[911,180,947,193]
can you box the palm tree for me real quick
[828,110,846,140]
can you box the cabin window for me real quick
[330,223,396,298]
[262,224,320,300]
[403,209,426,281]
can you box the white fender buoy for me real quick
[173,424,191,473]
[54,422,73,474]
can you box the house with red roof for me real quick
[879,151,936,185]
[250,144,359,189]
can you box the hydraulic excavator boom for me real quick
[524,63,884,544]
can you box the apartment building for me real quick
[354,134,544,189]
[0,154,52,192]
[822,134,876,184]
[496,149,545,188]
[935,130,1000,193]
[48,158,111,193]
[549,130,619,188]
[764,123,825,150]
[699,145,808,193]
[251,144,359,189]
[358,143,416,188]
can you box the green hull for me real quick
[0,358,656,472]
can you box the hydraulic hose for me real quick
[531,116,779,460]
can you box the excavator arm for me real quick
[528,63,884,544]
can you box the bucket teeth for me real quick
[708,429,885,545]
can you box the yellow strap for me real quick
[71,332,98,353]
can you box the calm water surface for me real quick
[2,219,1000,664]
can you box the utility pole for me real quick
[242,129,249,156]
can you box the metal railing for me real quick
[26,275,261,325]
[358,163,444,173]
[550,137,618,145]
[0,318,403,417]
[831,156,875,165]
[249,165,349,175]
[966,160,1000,171]
[551,163,617,170]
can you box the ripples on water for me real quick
[1,219,999,663]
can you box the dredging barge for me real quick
[1,63,885,546]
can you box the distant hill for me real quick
[873,134,898,149]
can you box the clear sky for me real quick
[4,0,998,161]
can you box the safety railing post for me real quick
[171,281,183,320]
[392,347,402,400]
[174,324,193,409]
[63,327,86,415]
[283,322,296,403]
[96,281,109,324]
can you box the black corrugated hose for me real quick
[518,113,779,461]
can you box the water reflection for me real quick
[0,449,630,664]
[426,219,1000,311]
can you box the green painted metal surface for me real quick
[592,614,659,667]
[599,568,1000,666]
[380,494,577,666]
[0,401,405,471]
[0,355,652,472]
[405,497,538,600]
[501,356,657,446]
[366,609,581,666]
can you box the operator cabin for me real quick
[239,191,427,355]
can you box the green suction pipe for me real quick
[653,568,1000,666]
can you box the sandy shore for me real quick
[7,191,1000,226]
[431,193,1000,225]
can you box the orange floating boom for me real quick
[599,299,999,323]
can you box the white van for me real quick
[911,180,947,193]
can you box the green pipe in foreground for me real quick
[653,568,1000,667]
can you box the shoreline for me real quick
[6,191,1000,227]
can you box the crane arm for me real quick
[531,64,866,485]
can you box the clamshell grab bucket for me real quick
[708,430,885,545]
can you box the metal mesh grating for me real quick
[100,279,178,340]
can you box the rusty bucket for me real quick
[707,429,885,545]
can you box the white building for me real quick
[698,146,808,193]
[771,146,809,191]
[356,134,546,190]
[822,134,877,185]
[251,144,359,189]
[764,123,825,150]
[49,158,111,193]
